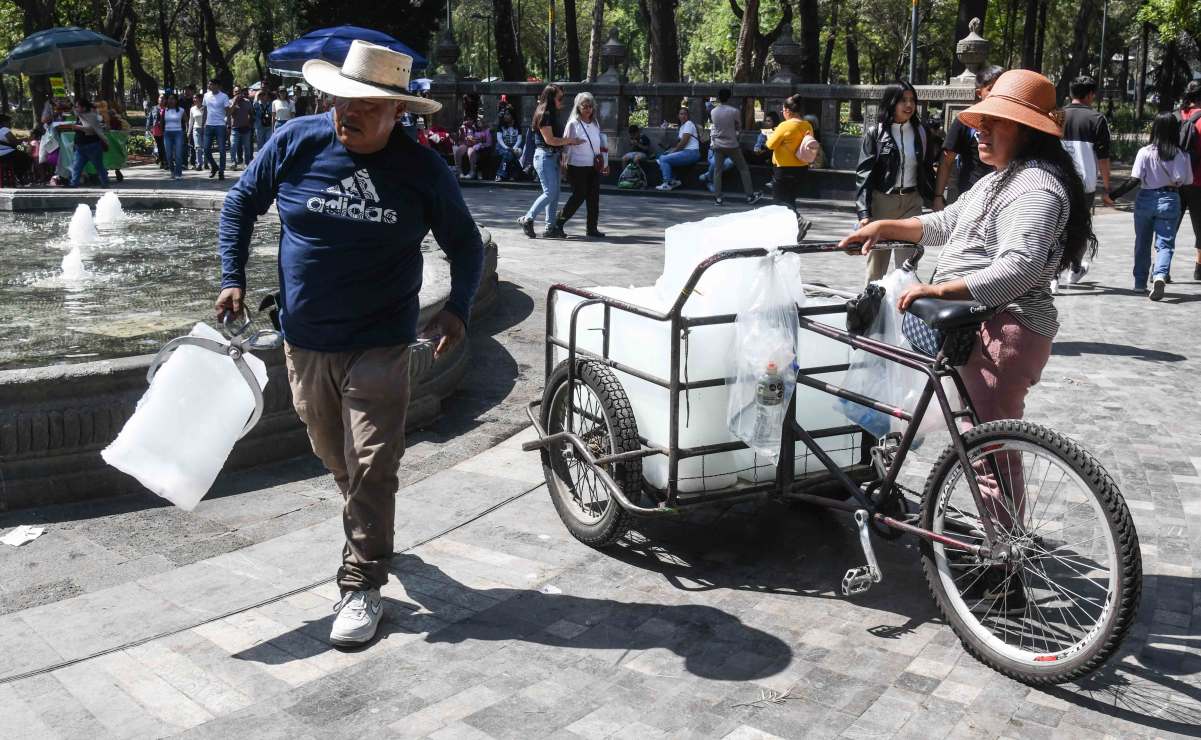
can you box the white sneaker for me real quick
[670,179,682,189]
[654,182,673,191]
[1149,276,1166,301]
[1068,261,1089,285]
[329,589,383,645]
[1049,277,1059,295]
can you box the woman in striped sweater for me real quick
[840,70,1096,426]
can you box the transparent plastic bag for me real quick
[836,267,927,439]
[727,250,805,464]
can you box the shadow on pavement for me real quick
[245,552,794,683]
[1051,341,1188,363]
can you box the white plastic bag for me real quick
[837,268,927,439]
[727,250,806,463]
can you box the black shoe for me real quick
[518,216,536,239]
[714,196,724,206]
[543,225,567,238]
[1194,263,1201,281]
[208,169,217,178]
[114,170,124,182]
[746,191,763,205]
[218,172,225,181]
[586,229,606,238]
[1164,273,1172,284]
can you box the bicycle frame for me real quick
[523,241,1003,557]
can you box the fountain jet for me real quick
[94,192,127,226]
[67,204,98,245]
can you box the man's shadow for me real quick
[238,552,793,682]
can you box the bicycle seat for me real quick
[906,297,998,331]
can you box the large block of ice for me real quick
[102,323,268,510]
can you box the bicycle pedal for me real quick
[842,566,879,596]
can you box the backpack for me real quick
[617,160,647,189]
[1178,109,1201,164]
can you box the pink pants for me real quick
[959,312,1053,528]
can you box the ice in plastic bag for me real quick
[102,323,268,511]
[727,250,805,463]
[836,268,926,439]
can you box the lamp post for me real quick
[1097,0,1109,101]
[548,1,556,81]
[909,0,918,82]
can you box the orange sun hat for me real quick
[958,69,1063,138]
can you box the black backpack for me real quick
[1178,109,1201,164]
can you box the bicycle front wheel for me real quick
[919,420,1141,685]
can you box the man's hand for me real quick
[214,286,244,323]
[420,310,466,359]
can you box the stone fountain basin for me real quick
[0,191,499,511]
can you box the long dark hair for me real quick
[877,81,918,127]
[1149,112,1181,161]
[984,127,1098,270]
[533,84,562,130]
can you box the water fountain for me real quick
[94,191,127,226]
[61,203,97,279]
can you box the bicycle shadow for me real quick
[1041,573,1201,736]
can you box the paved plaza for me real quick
[1,173,1199,738]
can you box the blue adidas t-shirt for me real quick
[218,112,484,352]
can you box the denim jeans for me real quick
[254,125,272,159]
[204,124,227,173]
[526,148,561,227]
[191,129,205,168]
[658,148,700,183]
[163,130,186,177]
[496,148,520,180]
[231,127,251,165]
[69,141,108,187]
[1133,187,1181,289]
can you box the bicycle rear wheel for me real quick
[919,420,1141,685]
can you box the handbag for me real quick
[580,122,604,173]
[901,311,977,366]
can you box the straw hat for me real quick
[958,69,1062,138]
[302,40,441,115]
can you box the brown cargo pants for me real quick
[284,342,410,592]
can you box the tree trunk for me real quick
[157,0,174,89]
[586,0,605,81]
[197,0,234,89]
[952,0,988,75]
[646,0,680,83]
[252,0,277,89]
[799,0,820,82]
[101,60,115,102]
[1156,38,1181,113]
[118,55,125,108]
[123,3,161,105]
[1019,0,1038,68]
[564,0,582,80]
[1002,0,1018,68]
[1033,0,1047,70]
[1135,21,1148,121]
[14,0,58,122]
[638,0,653,82]
[730,0,760,84]
[821,0,839,83]
[1056,0,1096,102]
[495,0,527,81]
[846,9,861,120]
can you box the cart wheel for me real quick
[540,360,642,548]
[918,420,1141,685]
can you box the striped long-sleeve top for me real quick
[917,163,1069,338]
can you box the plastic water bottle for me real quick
[752,361,785,442]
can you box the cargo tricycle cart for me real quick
[522,240,1141,685]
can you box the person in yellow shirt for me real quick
[765,95,814,210]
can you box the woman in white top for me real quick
[189,94,206,170]
[1131,112,1195,299]
[272,90,295,131]
[555,92,609,238]
[655,106,700,191]
[162,93,188,180]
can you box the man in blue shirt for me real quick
[215,41,483,647]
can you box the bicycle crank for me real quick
[842,509,884,596]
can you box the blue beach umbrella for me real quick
[267,25,427,78]
[0,26,123,76]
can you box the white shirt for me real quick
[679,120,700,151]
[163,107,185,132]
[189,105,204,133]
[203,91,229,127]
[890,123,918,188]
[564,119,606,167]
[272,99,294,121]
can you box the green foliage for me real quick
[1138,0,1201,39]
